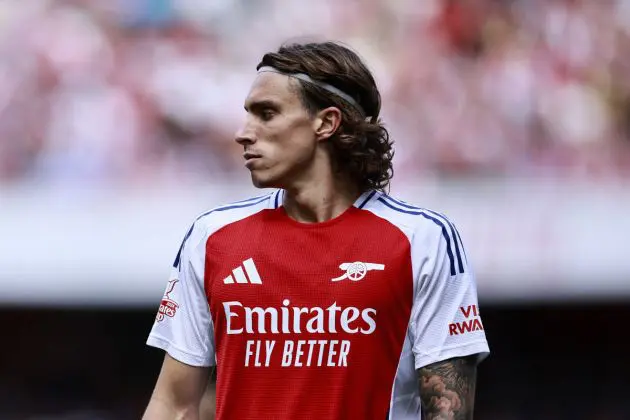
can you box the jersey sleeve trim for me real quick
[147,333,215,367]
[413,339,490,370]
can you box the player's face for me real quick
[236,72,319,189]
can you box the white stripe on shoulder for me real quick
[272,189,284,209]
[230,193,272,205]
[194,193,272,233]
[173,193,273,269]
[361,193,467,277]
[354,190,380,209]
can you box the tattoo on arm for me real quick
[418,356,477,420]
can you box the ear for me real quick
[313,107,342,141]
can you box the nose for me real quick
[235,120,256,146]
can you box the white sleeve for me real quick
[409,221,490,370]
[146,221,216,367]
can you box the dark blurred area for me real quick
[2,304,628,420]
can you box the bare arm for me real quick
[417,356,478,420]
[143,353,210,420]
[199,367,217,420]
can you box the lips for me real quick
[243,152,262,160]
[243,152,262,169]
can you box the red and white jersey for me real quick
[147,190,489,420]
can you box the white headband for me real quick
[258,66,366,116]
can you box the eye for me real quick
[260,109,275,121]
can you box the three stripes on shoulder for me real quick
[377,194,467,276]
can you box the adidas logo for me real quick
[223,258,262,284]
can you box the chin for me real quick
[250,172,280,189]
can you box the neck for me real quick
[281,172,362,224]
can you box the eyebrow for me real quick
[244,99,281,113]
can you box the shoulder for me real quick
[360,191,459,240]
[360,191,467,275]
[174,191,278,266]
[193,190,280,235]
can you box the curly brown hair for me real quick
[257,41,394,192]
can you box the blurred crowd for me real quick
[1,0,630,187]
